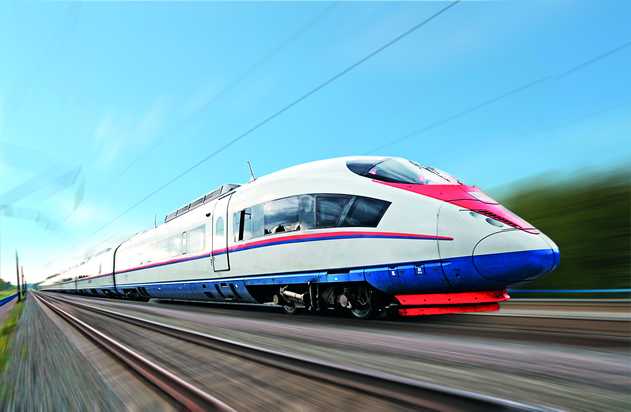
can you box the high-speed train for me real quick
[40,157,559,319]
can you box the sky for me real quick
[0,0,629,284]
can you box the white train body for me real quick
[40,157,560,317]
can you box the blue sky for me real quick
[0,1,629,283]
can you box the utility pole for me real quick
[21,266,25,298]
[15,250,21,302]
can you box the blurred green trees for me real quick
[492,168,630,298]
[0,279,12,291]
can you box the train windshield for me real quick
[346,158,461,185]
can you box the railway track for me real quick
[34,291,553,412]
[33,292,234,412]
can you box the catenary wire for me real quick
[364,40,631,155]
[363,76,551,155]
[60,1,460,257]
[83,2,340,210]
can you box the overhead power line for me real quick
[555,41,630,80]
[433,100,631,164]
[363,76,551,155]
[364,40,631,154]
[85,2,340,209]
[62,1,461,255]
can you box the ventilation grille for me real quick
[473,210,521,229]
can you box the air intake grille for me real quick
[473,210,521,229]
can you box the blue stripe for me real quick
[117,253,210,274]
[230,234,450,254]
[0,293,18,307]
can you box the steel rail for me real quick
[33,292,235,412]
[38,291,557,412]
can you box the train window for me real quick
[182,232,187,254]
[188,226,205,252]
[251,204,264,239]
[169,236,181,257]
[316,195,351,228]
[299,195,315,230]
[234,208,253,242]
[341,197,390,228]
[264,197,300,235]
[156,239,169,260]
[215,217,224,237]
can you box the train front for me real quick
[347,157,560,316]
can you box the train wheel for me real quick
[282,305,300,315]
[350,286,374,319]
[350,303,373,319]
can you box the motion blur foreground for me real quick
[41,157,560,318]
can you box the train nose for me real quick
[472,231,560,282]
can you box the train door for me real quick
[212,195,232,272]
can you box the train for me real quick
[39,156,560,319]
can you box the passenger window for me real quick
[264,197,300,235]
[188,226,205,252]
[341,197,391,228]
[169,236,181,257]
[157,239,169,260]
[316,195,351,228]
[299,195,315,230]
[251,204,264,239]
[233,212,241,242]
[234,209,253,242]
[182,232,187,254]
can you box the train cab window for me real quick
[316,195,351,228]
[264,197,300,235]
[346,158,460,185]
[341,197,390,227]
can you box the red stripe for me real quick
[76,272,113,282]
[395,289,509,306]
[398,302,500,316]
[374,181,539,234]
[221,231,452,254]
[117,253,209,274]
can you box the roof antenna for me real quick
[154,213,158,228]
[246,161,256,182]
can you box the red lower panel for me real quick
[395,289,509,306]
[398,302,500,316]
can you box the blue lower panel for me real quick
[365,262,455,295]
[107,250,557,301]
[441,249,558,292]
[140,280,258,303]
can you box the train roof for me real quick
[163,157,388,224]
[164,183,240,224]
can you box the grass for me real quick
[0,290,17,300]
[0,300,24,374]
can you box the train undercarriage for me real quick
[63,281,510,320]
